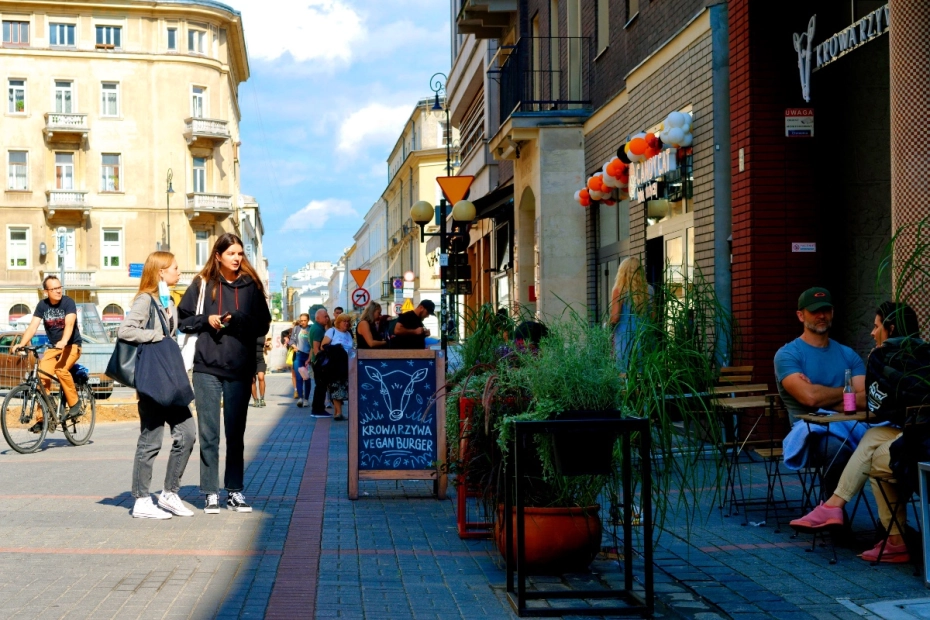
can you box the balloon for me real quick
[573,190,582,203]
[666,111,686,128]
[616,147,631,165]
[628,137,647,156]
[667,127,685,146]
[579,189,590,201]
[682,133,693,147]
[587,176,599,191]
[646,133,662,150]
[602,199,615,206]
[644,147,660,159]
[580,197,591,207]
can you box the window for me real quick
[49,23,75,47]
[195,231,209,267]
[101,154,121,192]
[95,25,121,48]
[188,28,205,54]
[191,86,205,117]
[167,27,177,50]
[56,228,75,269]
[54,80,74,114]
[2,21,29,46]
[8,151,27,190]
[597,0,609,54]
[625,0,640,23]
[8,79,25,113]
[102,229,122,267]
[55,153,74,190]
[192,157,206,193]
[8,227,29,268]
[101,82,119,116]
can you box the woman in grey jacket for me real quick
[119,251,196,519]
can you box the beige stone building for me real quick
[0,0,265,329]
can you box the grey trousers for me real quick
[193,372,251,494]
[131,397,196,498]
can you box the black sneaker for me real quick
[227,492,252,513]
[204,493,220,514]
[310,410,332,418]
[28,420,44,434]
[65,401,82,420]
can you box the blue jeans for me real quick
[131,397,196,498]
[294,351,311,399]
[193,372,251,494]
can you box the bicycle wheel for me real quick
[1,385,48,454]
[62,383,96,446]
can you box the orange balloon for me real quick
[628,137,647,156]
[579,189,590,200]
[646,133,662,149]
[587,177,599,191]
[580,197,591,207]
[645,146,661,159]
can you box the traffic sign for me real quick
[436,176,475,205]
[350,269,370,287]
[393,303,403,315]
[401,298,414,313]
[393,278,403,289]
[403,288,414,299]
[351,287,370,307]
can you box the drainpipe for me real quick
[710,2,732,367]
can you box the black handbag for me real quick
[135,299,195,408]
[105,300,156,388]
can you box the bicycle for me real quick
[1,345,97,453]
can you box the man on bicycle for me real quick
[12,276,83,422]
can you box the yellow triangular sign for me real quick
[436,176,474,205]
[401,298,414,313]
[350,269,370,288]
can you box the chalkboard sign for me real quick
[348,349,447,500]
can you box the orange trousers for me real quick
[39,345,82,407]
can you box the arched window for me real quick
[102,303,124,322]
[9,303,30,322]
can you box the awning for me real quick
[425,185,515,254]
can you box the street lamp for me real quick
[281,267,289,322]
[165,169,175,251]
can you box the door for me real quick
[55,153,74,190]
[54,80,73,113]
[56,228,76,270]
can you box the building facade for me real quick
[0,0,260,329]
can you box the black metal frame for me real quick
[504,417,653,617]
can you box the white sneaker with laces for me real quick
[132,496,172,519]
[158,491,194,517]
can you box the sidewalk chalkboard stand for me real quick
[348,349,446,500]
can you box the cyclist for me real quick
[11,275,83,427]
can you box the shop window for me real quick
[102,303,124,322]
[645,153,693,226]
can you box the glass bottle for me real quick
[843,369,856,414]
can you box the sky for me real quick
[229,0,451,285]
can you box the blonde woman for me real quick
[119,251,196,519]
[610,256,651,370]
[356,302,387,349]
[321,313,354,420]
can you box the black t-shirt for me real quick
[392,311,425,350]
[34,296,82,347]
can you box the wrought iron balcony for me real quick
[44,112,89,144]
[185,193,233,220]
[40,269,95,288]
[45,190,91,218]
[184,117,230,147]
[497,37,592,123]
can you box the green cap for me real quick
[798,287,833,312]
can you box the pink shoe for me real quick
[789,502,844,530]
[859,540,910,563]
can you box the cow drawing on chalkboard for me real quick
[364,366,429,422]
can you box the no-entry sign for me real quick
[352,288,371,307]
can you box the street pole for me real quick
[57,226,66,295]
[430,72,451,356]
[165,169,174,251]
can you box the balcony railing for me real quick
[497,37,592,125]
[185,193,233,220]
[184,117,230,146]
[457,0,516,39]
[44,112,89,143]
[179,270,202,284]
[45,190,91,217]
[40,270,95,288]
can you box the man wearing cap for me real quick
[775,287,868,495]
[391,300,435,350]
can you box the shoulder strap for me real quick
[196,278,207,314]
[148,295,171,338]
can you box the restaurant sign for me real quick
[629,149,677,202]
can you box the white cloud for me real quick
[234,0,364,63]
[280,198,358,231]
[336,103,411,155]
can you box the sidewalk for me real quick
[0,375,926,618]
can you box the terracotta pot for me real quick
[496,504,601,574]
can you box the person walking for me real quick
[291,314,312,407]
[251,336,268,407]
[178,233,271,514]
[119,252,196,519]
[321,312,355,420]
[308,307,331,418]
[610,257,652,372]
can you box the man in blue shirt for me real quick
[774,287,866,496]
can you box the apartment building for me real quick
[0,0,263,328]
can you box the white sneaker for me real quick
[132,496,172,519]
[158,491,194,517]
[296,398,304,408]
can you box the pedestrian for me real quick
[178,233,271,514]
[308,307,331,417]
[610,256,652,372]
[390,300,435,349]
[333,307,344,319]
[291,313,312,407]
[321,312,355,420]
[119,251,196,519]
[356,302,387,349]
[251,336,267,407]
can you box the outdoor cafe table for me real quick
[715,393,774,519]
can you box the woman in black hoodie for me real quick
[179,233,271,514]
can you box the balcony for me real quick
[184,117,230,150]
[179,270,201,285]
[457,0,516,39]
[40,270,95,288]
[43,113,89,144]
[185,193,233,221]
[45,190,91,218]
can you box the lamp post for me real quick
[165,169,175,251]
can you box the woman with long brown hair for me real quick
[178,233,271,514]
[119,251,196,519]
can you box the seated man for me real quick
[11,276,83,426]
[775,287,867,495]
[791,302,923,563]
[390,300,435,350]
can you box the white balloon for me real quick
[589,190,603,201]
[574,190,582,202]
[682,133,693,147]
[666,111,685,128]
[667,127,685,146]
